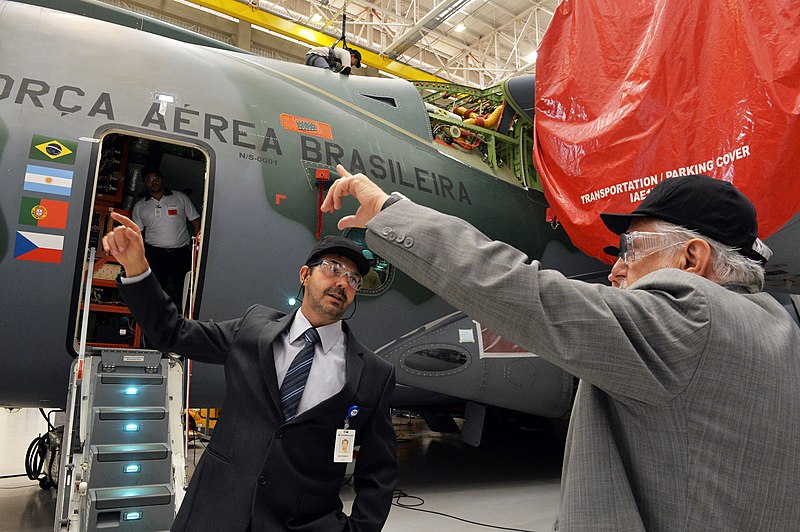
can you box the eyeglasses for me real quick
[310,259,363,291]
[617,231,686,265]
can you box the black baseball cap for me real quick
[306,236,371,276]
[600,174,770,263]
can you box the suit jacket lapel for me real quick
[341,325,365,399]
[258,311,295,419]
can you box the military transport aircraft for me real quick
[0,0,613,443]
[7,2,800,529]
[4,0,800,443]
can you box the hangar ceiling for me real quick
[100,0,561,88]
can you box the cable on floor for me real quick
[392,488,537,532]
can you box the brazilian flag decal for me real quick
[29,135,77,165]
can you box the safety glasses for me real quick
[618,231,686,265]
[310,259,363,291]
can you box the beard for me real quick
[307,286,350,321]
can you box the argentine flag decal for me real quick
[14,231,64,263]
[23,164,74,196]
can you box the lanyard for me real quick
[343,405,359,429]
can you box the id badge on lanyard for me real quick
[333,405,359,463]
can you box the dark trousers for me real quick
[306,53,331,69]
[144,243,192,310]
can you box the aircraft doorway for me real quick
[75,132,208,351]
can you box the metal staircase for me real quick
[55,349,186,531]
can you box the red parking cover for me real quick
[533,0,800,263]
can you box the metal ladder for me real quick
[55,349,186,531]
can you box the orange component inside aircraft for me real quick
[463,103,504,129]
[454,138,482,150]
[453,106,477,119]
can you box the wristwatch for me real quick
[381,192,409,211]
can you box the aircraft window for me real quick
[361,94,398,108]
[342,228,394,296]
[402,346,470,373]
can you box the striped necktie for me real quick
[280,327,320,422]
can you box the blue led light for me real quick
[123,423,140,432]
[124,464,141,474]
[288,297,297,306]
[123,387,139,395]
[124,511,142,521]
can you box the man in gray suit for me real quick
[322,166,800,531]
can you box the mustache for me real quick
[324,287,348,303]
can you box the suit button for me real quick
[403,237,414,248]
[258,475,267,485]
[276,429,284,438]
[386,230,396,241]
[395,232,405,243]
[381,227,392,236]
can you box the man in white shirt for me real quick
[103,216,398,531]
[132,168,200,307]
[305,45,362,75]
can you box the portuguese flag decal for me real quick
[18,197,69,229]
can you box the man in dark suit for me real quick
[103,211,398,532]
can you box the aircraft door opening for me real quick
[74,132,209,352]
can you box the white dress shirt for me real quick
[274,310,347,416]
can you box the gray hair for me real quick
[648,220,768,293]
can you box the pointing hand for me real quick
[321,165,391,229]
[102,211,149,277]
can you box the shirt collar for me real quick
[290,310,343,355]
[144,188,173,200]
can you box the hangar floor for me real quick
[1,408,562,531]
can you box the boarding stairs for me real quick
[54,349,186,531]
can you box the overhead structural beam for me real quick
[188,0,448,82]
[383,0,471,59]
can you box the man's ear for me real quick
[299,265,310,285]
[680,239,714,278]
